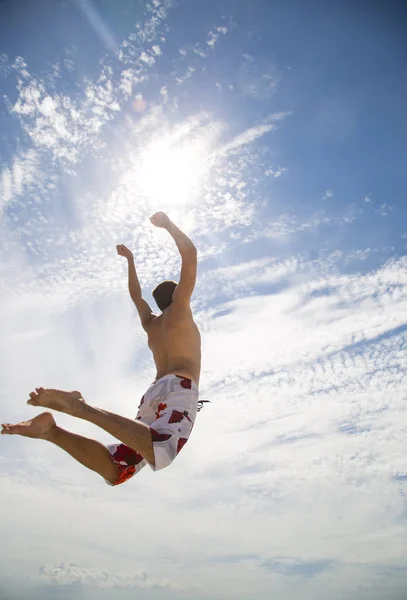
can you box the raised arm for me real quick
[116,244,154,326]
[150,212,197,306]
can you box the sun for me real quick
[135,132,209,209]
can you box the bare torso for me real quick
[143,303,201,386]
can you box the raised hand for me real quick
[149,211,172,229]
[116,244,134,260]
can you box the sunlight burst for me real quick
[136,132,210,209]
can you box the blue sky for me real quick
[1,1,407,599]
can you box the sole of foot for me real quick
[28,388,84,415]
[1,412,56,438]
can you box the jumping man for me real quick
[1,211,201,486]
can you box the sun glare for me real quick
[136,134,209,208]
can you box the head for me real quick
[152,280,178,312]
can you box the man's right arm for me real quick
[116,244,154,325]
[127,257,155,326]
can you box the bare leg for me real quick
[27,387,156,465]
[1,412,120,484]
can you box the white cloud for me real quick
[193,43,208,58]
[214,112,291,160]
[323,189,334,199]
[9,66,120,163]
[38,562,196,591]
[236,207,357,244]
[207,25,228,48]
[176,65,195,84]
[6,3,168,166]
[265,166,288,178]
[216,123,275,157]
[64,58,75,72]
[0,150,39,212]
[376,202,393,216]
[139,51,155,66]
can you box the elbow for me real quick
[182,244,197,258]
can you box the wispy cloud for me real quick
[38,562,197,591]
[376,202,393,216]
[0,150,38,212]
[207,25,228,48]
[238,53,280,99]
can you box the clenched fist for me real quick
[149,211,172,229]
[116,244,133,260]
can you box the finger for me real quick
[27,399,37,406]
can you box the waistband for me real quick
[152,373,199,390]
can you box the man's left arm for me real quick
[166,221,197,305]
[150,212,197,305]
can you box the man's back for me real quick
[144,303,201,385]
[117,211,201,384]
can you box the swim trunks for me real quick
[105,374,199,486]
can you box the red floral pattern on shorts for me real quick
[179,377,192,389]
[177,438,188,454]
[150,427,172,443]
[109,444,145,486]
[113,464,137,486]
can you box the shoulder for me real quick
[167,302,193,317]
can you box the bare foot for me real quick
[27,387,85,416]
[1,412,56,439]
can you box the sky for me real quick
[1,0,407,598]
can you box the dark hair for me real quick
[152,280,177,311]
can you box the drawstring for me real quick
[197,400,211,412]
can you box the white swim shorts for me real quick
[105,374,199,486]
